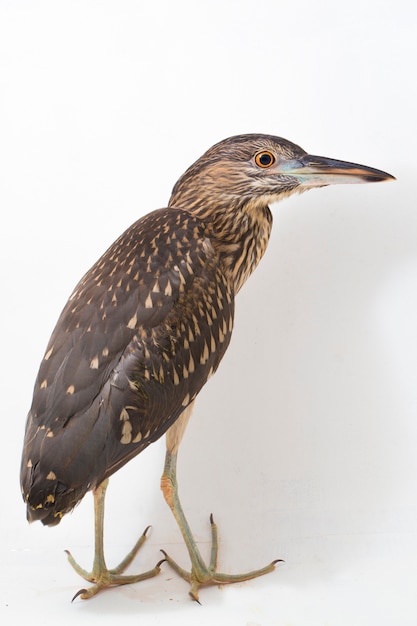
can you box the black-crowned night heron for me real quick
[20,134,394,601]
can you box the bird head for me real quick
[169,134,395,213]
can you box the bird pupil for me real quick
[260,153,271,165]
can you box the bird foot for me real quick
[161,514,281,603]
[66,525,163,600]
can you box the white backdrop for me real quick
[1,1,415,625]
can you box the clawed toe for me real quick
[68,556,163,600]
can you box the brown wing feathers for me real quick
[21,208,234,525]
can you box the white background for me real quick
[1,1,415,625]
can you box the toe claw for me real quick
[143,525,152,537]
[71,588,87,602]
[189,589,202,604]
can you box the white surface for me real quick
[1,1,415,624]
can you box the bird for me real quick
[20,133,394,602]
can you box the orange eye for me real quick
[254,150,276,168]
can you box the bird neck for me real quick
[211,202,273,293]
[170,198,273,294]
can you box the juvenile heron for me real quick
[20,134,394,601]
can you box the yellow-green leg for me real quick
[160,448,280,602]
[66,478,163,600]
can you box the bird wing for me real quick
[21,207,235,524]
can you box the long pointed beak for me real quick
[281,153,395,188]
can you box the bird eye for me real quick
[254,151,276,168]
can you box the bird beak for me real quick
[281,153,395,188]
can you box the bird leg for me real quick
[160,409,279,602]
[65,478,163,600]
